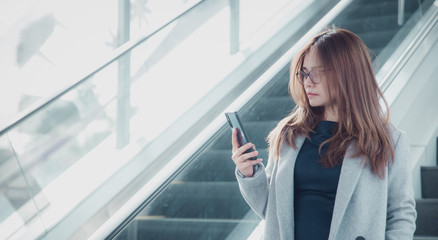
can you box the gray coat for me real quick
[236,126,416,240]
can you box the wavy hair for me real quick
[267,28,394,178]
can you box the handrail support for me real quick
[230,0,240,54]
[117,0,131,149]
[398,0,405,25]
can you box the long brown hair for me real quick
[267,28,394,178]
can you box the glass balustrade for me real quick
[0,134,46,239]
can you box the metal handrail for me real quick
[0,0,204,136]
[379,0,438,93]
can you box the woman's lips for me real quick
[307,92,318,97]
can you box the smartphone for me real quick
[225,112,257,160]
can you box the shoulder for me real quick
[388,123,405,147]
[387,123,410,168]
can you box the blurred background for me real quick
[0,0,437,239]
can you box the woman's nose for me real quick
[304,76,314,87]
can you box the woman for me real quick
[231,28,416,240]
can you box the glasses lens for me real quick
[298,70,322,84]
[308,71,318,84]
[299,71,307,83]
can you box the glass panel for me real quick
[0,0,119,122]
[240,0,292,43]
[129,0,202,40]
[3,2,240,231]
[2,1,223,237]
[0,134,45,239]
[128,16,231,143]
[6,60,118,233]
[0,0,200,125]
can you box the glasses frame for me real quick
[296,68,331,85]
[296,70,320,85]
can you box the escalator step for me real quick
[240,96,294,122]
[139,182,251,219]
[244,121,280,149]
[414,236,438,240]
[212,120,278,150]
[336,14,399,33]
[421,166,438,198]
[342,1,399,19]
[264,73,290,97]
[175,149,268,182]
[415,199,438,236]
[357,29,399,50]
[119,218,259,240]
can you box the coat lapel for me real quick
[276,135,306,237]
[329,143,365,240]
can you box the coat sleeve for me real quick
[385,131,417,239]
[235,154,275,219]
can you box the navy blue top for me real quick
[294,121,342,240]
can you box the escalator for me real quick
[108,1,437,239]
[2,0,436,239]
[112,60,291,240]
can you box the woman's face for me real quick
[301,48,330,108]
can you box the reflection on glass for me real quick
[5,61,119,235]
[0,135,45,239]
[0,0,119,123]
[0,0,200,125]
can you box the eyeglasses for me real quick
[296,70,321,85]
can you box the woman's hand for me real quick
[231,128,263,177]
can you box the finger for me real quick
[239,158,263,169]
[231,128,239,152]
[232,142,254,160]
[234,150,258,164]
[236,142,255,156]
[240,150,259,162]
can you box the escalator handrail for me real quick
[0,0,204,137]
[378,0,438,93]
